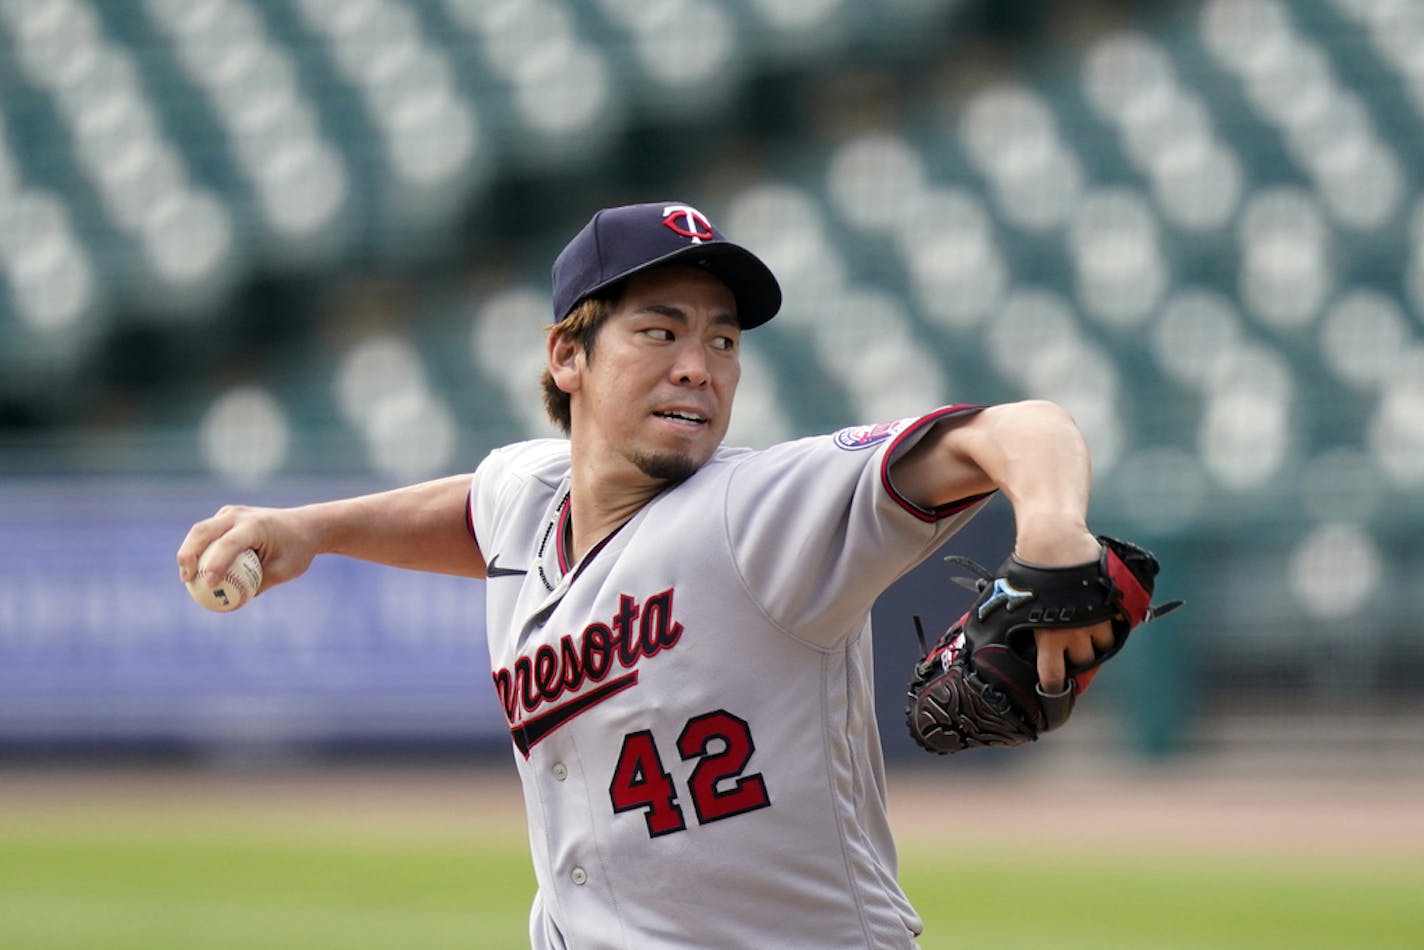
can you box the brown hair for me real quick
[541,288,620,433]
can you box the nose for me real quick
[671,341,710,387]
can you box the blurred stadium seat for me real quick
[3,0,1422,754]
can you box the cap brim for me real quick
[580,242,782,329]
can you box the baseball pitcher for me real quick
[178,201,1178,948]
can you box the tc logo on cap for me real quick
[662,204,714,244]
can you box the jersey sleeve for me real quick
[467,450,505,557]
[723,405,993,646]
[467,439,569,556]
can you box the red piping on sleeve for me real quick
[880,404,996,523]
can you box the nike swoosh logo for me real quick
[486,555,527,578]
[510,672,638,756]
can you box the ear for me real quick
[547,331,583,395]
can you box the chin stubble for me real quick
[631,450,702,484]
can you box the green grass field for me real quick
[1,778,1420,950]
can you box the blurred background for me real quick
[2,0,1422,946]
[2,0,1424,912]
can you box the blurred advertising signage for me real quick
[0,480,503,751]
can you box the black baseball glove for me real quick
[906,535,1182,754]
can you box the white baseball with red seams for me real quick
[186,547,262,612]
[470,405,990,950]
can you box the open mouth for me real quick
[653,410,708,426]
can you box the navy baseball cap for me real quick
[551,201,782,329]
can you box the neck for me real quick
[565,453,668,564]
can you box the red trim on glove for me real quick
[1104,546,1152,625]
[1072,668,1100,694]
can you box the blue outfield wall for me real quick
[0,478,504,753]
[0,477,1030,760]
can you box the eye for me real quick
[711,334,737,352]
[643,327,675,342]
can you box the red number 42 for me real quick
[608,709,771,838]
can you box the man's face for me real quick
[558,265,742,485]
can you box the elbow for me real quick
[987,399,1084,438]
[1009,398,1077,424]
[987,399,1093,469]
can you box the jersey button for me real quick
[552,762,568,781]
[571,867,588,886]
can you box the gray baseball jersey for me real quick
[468,406,990,949]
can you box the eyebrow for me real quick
[637,303,740,328]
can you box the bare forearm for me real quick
[893,400,1099,564]
[964,402,1095,561]
[297,474,483,577]
[178,474,483,594]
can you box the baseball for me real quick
[186,547,263,612]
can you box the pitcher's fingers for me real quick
[1090,620,1116,654]
[1064,630,1098,668]
[176,522,221,582]
[1037,642,1066,693]
[175,507,240,582]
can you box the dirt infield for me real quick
[2,759,1419,860]
[888,767,1424,859]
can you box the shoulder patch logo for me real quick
[833,417,915,451]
